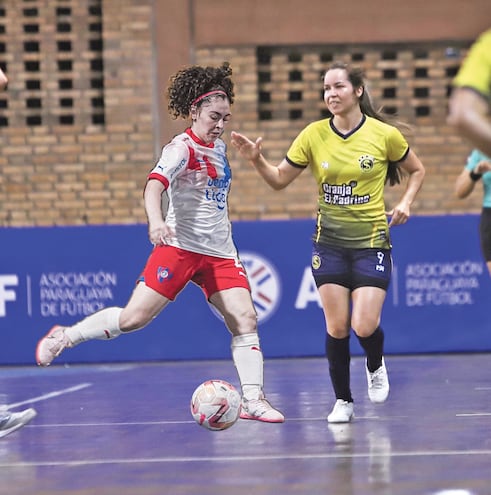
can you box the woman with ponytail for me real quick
[231,62,425,423]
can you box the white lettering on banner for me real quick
[39,271,117,317]
[40,287,114,300]
[405,261,483,307]
[41,301,106,317]
[39,272,117,287]
[0,275,19,317]
[295,267,321,309]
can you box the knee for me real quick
[326,318,350,339]
[328,327,350,339]
[238,307,257,332]
[228,307,257,335]
[351,317,380,338]
[352,321,379,338]
[353,328,372,338]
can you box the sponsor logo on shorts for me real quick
[312,254,321,270]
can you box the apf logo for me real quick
[0,275,19,317]
[209,252,281,323]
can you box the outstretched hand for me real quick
[230,131,263,161]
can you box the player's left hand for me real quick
[386,203,410,226]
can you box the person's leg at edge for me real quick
[478,207,491,277]
[351,286,389,403]
[317,283,354,423]
[209,287,284,423]
[36,282,170,366]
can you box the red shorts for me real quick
[140,245,251,300]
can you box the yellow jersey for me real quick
[286,115,409,249]
[453,28,491,101]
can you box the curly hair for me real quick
[166,62,234,120]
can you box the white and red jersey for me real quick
[147,128,238,259]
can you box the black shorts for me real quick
[311,242,392,291]
[479,207,491,261]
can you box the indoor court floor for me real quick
[0,353,490,495]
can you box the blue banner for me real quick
[0,215,489,365]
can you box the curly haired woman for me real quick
[36,63,284,423]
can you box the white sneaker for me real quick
[240,397,285,423]
[327,399,354,423]
[35,325,72,367]
[366,358,390,403]
[0,408,37,438]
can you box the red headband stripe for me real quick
[191,90,227,106]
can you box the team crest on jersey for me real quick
[358,155,374,172]
[312,254,321,270]
[157,266,173,283]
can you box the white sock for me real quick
[64,307,123,346]
[231,333,263,401]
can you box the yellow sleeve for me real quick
[453,29,491,99]
[286,125,312,168]
[387,125,409,162]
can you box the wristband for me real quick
[470,170,482,181]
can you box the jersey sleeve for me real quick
[386,125,409,162]
[465,149,481,171]
[465,149,491,171]
[147,141,189,189]
[285,125,311,168]
[453,29,491,100]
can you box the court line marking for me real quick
[25,416,411,427]
[32,421,191,427]
[6,382,92,409]
[0,449,490,468]
[18,411,481,428]
[456,412,491,417]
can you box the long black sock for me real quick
[326,334,352,402]
[357,326,384,372]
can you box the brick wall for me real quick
[0,0,154,226]
[0,1,487,227]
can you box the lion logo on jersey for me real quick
[358,155,374,172]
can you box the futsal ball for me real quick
[190,379,242,431]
